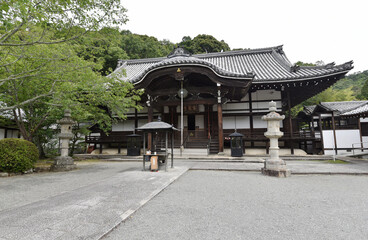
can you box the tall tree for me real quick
[120,32,174,59]
[178,34,231,54]
[0,0,128,108]
[0,1,142,153]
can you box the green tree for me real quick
[178,34,231,54]
[0,0,128,108]
[0,39,142,144]
[120,32,174,59]
[72,27,128,75]
[0,1,142,154]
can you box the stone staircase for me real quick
[208,138,219,154]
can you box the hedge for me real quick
[0,138,39,173]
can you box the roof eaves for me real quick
[131,57,255,84]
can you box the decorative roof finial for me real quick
[168,47,191,58]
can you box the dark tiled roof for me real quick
[303,105,317,115]
[319,101,368,114]
[340,103,368,117]
[112,45,353,84]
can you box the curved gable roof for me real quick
[111,45,353,84]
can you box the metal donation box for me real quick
[127,134,141,156]
[229,132,244,157]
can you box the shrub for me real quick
[0,138,39,173]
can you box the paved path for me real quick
[1,159,368,239]
[0,162,188,240]
[190,159,368,174]
[104,171,368,240]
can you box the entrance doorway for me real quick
[188,114,195,130]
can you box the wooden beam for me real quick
[153,98,217,107]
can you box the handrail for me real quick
[207,134,212,156]
[352,141,368,155]
[183,132,190,148]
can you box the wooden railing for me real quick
[85,129,321,145]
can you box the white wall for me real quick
[223,116,250,129]
[323,129,361,155]
[253,116,267,128]
[112,120,135,131]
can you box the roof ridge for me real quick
[121,57,166,64]
[271,48,293,72]
[321,100,368,104]
[298,61,354,71]
[194,45,284,58]
[117,45,285,64]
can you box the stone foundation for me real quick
[261,168,291,178]
[51,156,76,171]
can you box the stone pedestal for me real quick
[51,109,76,171]
[261,101,291,177]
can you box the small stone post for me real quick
[51,109,76,171]
[261,101,291,177]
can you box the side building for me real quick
[86,46,353,155]
[299,101,368,155]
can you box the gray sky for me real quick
[122,0,367,74]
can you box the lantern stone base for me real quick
[262,168,291,177]
[261,159,291,177]
[51,156,76,171]
[261,167,291,177]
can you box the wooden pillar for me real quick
[170,107,174,125]
[134,107,138,131]
[143,133,146,170]
[311,116,316,154]
[206,105,211,139]
[148,104,153,150]
[318,114,324,154]
[331,112,338,155]
[358,118,364,152]
[165,131,168,172]
[171,132,174,168]
[209,104,213,137]
[287,91,294,155]
[249,92,254,147]
[217,85,224,153]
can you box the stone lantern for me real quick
[261,101,291,177]
[51,109,76,171]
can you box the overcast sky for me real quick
[121,0,367,74]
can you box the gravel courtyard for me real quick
[104,171,368,240]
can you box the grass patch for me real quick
[325,160,349,164]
